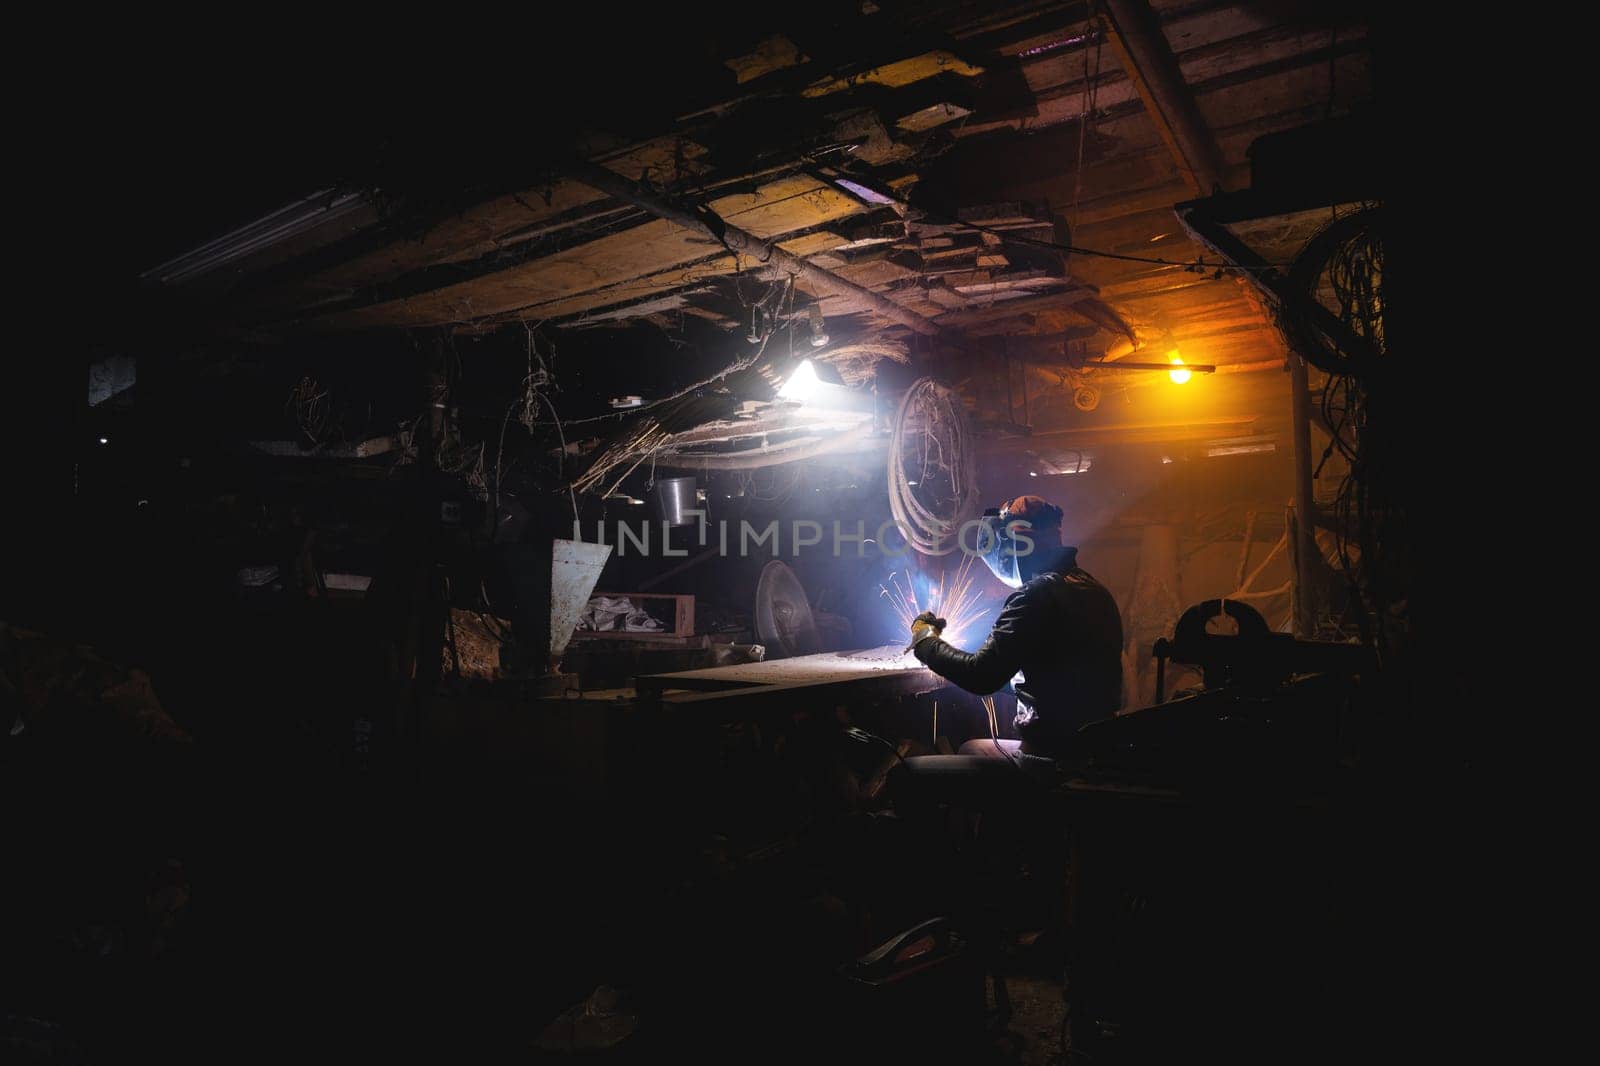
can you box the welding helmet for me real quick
[972,495,1064,589]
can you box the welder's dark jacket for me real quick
[913,562,1123,757]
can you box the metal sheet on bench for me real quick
[637,645,931,693]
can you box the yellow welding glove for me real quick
[908,610,946,649]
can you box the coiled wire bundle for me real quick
[887,377,980,555]
[1276,205,1398,650]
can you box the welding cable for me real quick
[887,378,980,555]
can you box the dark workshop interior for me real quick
[5,4,1477,1063]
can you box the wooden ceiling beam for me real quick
[568,159,940,336]
[984,416,1260,452]
[1101,0,1227,196]
[927,286,1098,328]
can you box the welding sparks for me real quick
[880,554,987,649]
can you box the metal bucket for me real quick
[653,477,698,527]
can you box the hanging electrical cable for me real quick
[1274,204,1395,651]
[572,278,792,496]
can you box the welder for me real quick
[909,494,1123,761]
[887,495,1125,972]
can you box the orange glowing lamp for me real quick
[1167,350,1191,384]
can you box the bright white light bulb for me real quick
[779,360,821,401]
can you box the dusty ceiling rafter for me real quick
[1101,0,1226,197]
[794,164,1139,345]
[1081,0,1305,369]
[209,137,711,309]
[136,0,1370,408]
[377,224,841,335]
[567,159,941,336]
[929,286,1098,328]
[949,1,1092,51]
[261,203,659,327]
[302,172,867,331]
[239,135,921,325]
[956,0,1362,135]
[464,207,907,333]
[950,57,1369,251]
[680,14,1004,127]
[254,109,946,332]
